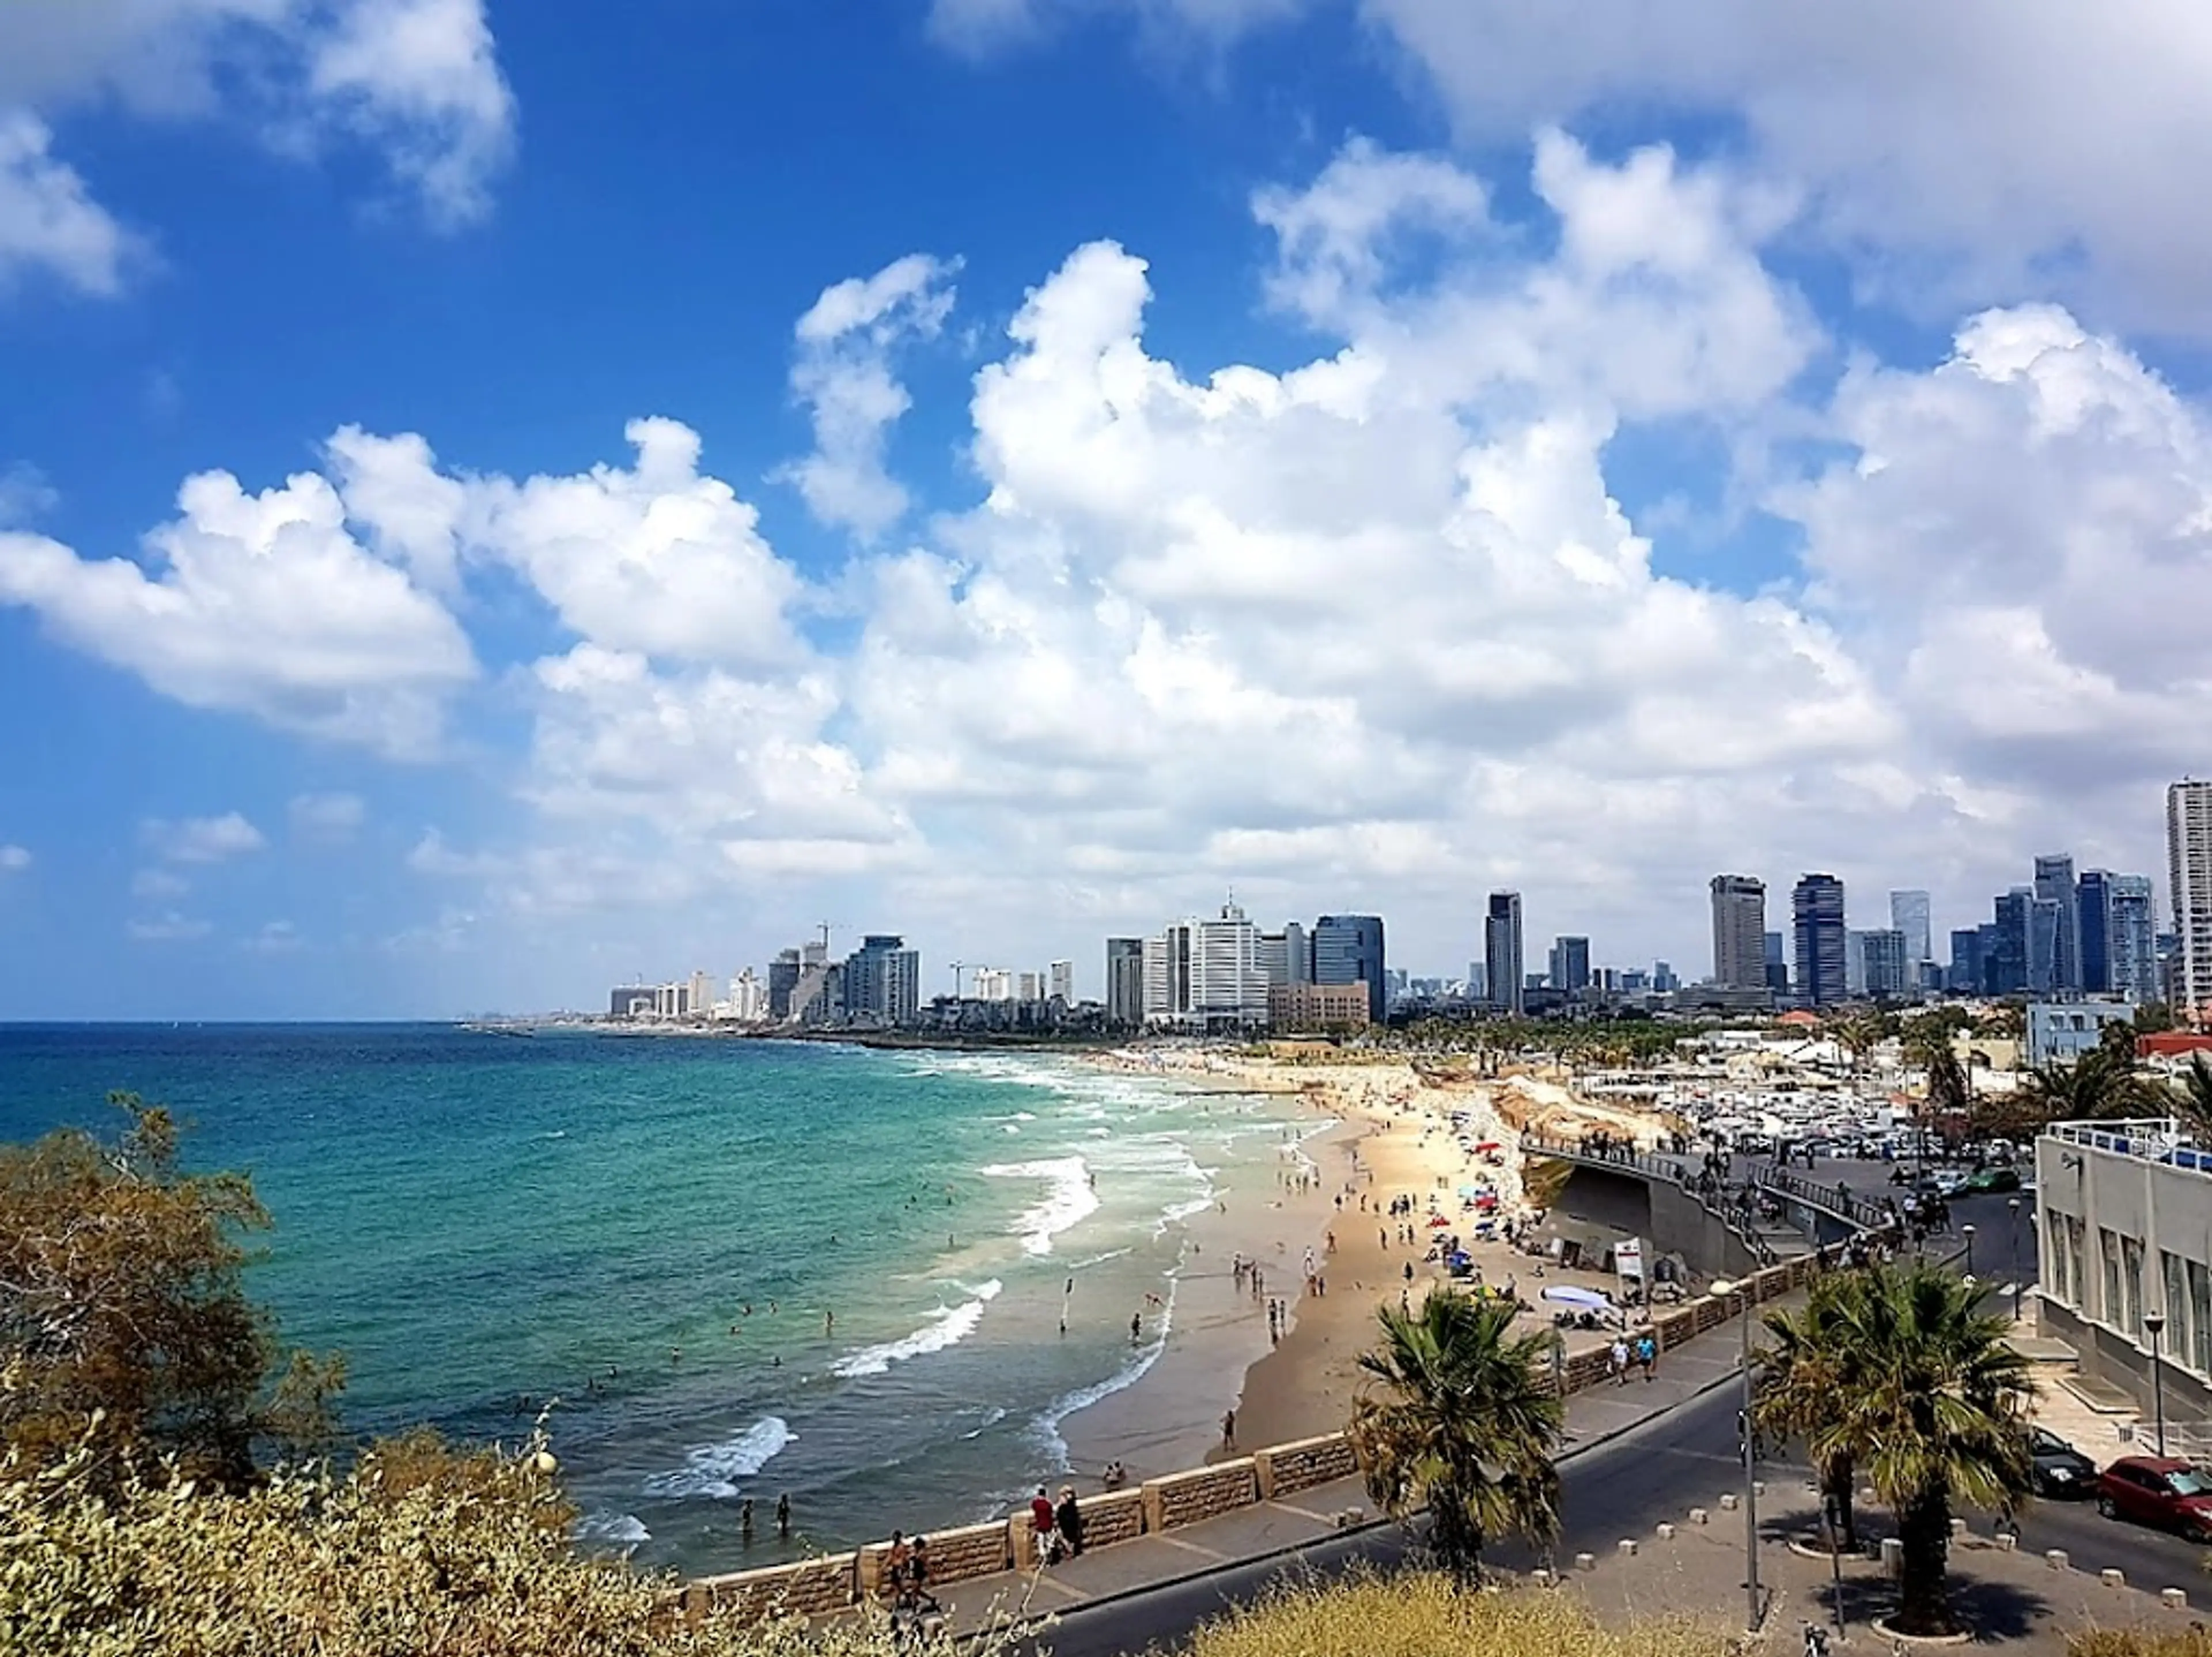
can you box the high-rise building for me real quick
[728,968,768,1023]
[1845,930,1869,998]
[975,967,1015,1002]
[2028,897,2063,994]
[1017,971,1042,1002]
[1763,930,1789,994]
[1709,875,1767,989]
[1283,921,1308,985]
[1889,890,1933,979]
[1464,960,1487,1001]
[2035,854,2080,991]
[1484,892,1524,1016]
[1861,928,1909,1000]
[2078,869,2115,994]
[2171,780,2212,1013]
[1312,914,1387,1023]
[1142,903,1266,1030]
[842,935,920,1024]
[1989,890,2032,995]
[1049,960,1074,1003]
[1548,935,1591,995]
[2110,875,2159,1005]
[1791,875,1847,1006]
[1948,928,1984,994]
[1106,938,1145,1028]
[767,948,802,1019]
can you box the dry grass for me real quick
[2071,1631,2212,1656]
[1175,1569,1732,1657]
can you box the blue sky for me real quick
[4,1,2212,1017]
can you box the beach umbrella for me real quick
[1426,1215,1450,1227]
[1541,1285,1614,1311]
[1475,1140,1502,1152]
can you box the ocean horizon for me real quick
[0,1023,1317,1575]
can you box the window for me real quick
[2103,1228,2124,1326]
[2191,1260,2212,1378]
[2122,1236,2146,1340]
[2068,1218,2086,1311]
[2165,1251,2190,1360]
[2046,1212,2072,1304]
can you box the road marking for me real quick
[1155,1535,1232,1561]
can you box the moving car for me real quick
[1962,1166,2022,1194]
[2095,1457,2212,1541]
[2029,1427,2099,1498]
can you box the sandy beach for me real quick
[1060,1046,1663,1486]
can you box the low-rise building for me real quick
[1267,981,1370,1031]
[2036,1118,2212,1447]
[2027,1001,2135,1068]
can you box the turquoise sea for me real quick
[0,1025,1313,1575]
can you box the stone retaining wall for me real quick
[1146,1458,1259,1531]
[688,1553,857,1623]
[858,1518,1013,1595]
[1073,1488,1147,1549]
[1256,1433,1358,1497]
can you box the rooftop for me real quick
[2045,1117,2212,1175]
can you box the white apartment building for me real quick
[975,968,1015,1002]
[1142,902,1267,1031]
[2172,780,2212,1014]
[1049,960,1074,1003]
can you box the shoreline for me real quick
[1059,1049,1669,1482]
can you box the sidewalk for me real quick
[848,1304,1760,1639]
[1563,1469,2197,1652]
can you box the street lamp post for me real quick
[1963,1223,1976,1277]
[1713,1278,1760,1634]
[2146,1311,2169,1458]
[2008,1196,2021,1274]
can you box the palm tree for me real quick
[1764,1262,2035,1636]
[1756,1271,1868,1550]
[2171,1054,2212,1142]
[1347,1289,1563,1584]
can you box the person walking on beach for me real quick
[741,1498,755,1546]
[1221,1407,1236,1450]
[777,1493,791,1539]
[1129,1311,1142,1345]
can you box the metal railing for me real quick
[2046,1118,2209,1170]
[1754,1164,1892,1230]
[1519,1133,1806,1268]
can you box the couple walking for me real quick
[1029,1484,1086,1565]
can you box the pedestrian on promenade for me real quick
[1029,1485,1059,1564]
[1609,1336,1630,1384]
[1055,1486,1086,1558]
[1635,1332,1657,1381]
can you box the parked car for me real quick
[2029,1427,2099,1498]
[1962,1166,2022,1194]
[2096,1457,2212,1540]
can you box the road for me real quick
[1040,1170,2204,1657]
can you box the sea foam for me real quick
[574,1510,652,1545]
[641,1417,794,1500]
[981,1156,1100,1255]
[832,1280,1003,1378]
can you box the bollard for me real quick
[1950,1516,1968,1537]
[1574,1552,1596,1572]
[1719,1493,1740,1511]
[1752,1480,1766,1498]
[1688,1507,1710,1525]
[1618,1539,1638,1556]
[2046,1549,2070,1571]
[1656,1523,1676,1541]
[1531,1568,1555,1588]
[1997,1533,2018,1552]
[1881,1538,1904,1578]
[2102,1569,2126,1590]
[2163,1588,2188,1609]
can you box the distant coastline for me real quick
[464,1016,1132,1057]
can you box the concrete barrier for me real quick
[2046,1549,2070,1571]
[2163,1587,2188,1609]
[1146,1459,1260,1532]
[2101,1568,2126,1588]
[1255,1433,1358,1497]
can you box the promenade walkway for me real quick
[832,1302,1760,1640]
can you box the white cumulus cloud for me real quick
[0,843,29,873]
[781,253,960,539]
[0,112,137,294]
[0,463,478,757]
[289,791,367,839]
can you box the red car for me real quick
[2095,1456,2212,1541]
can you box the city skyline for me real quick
[3,7,2212,1018]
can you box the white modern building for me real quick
[2026,1001,2135,1069]
[1142,902,1267,1031]
[2037,1119,2212,1440]
[2172,780,2212,1015]
[1049,960,1074,1003]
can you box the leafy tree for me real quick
[2131,1002,2179,1036]
[0,1094,342,1493]
[1347,1289,1562,1584]
[1763,1262,2035,1636]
